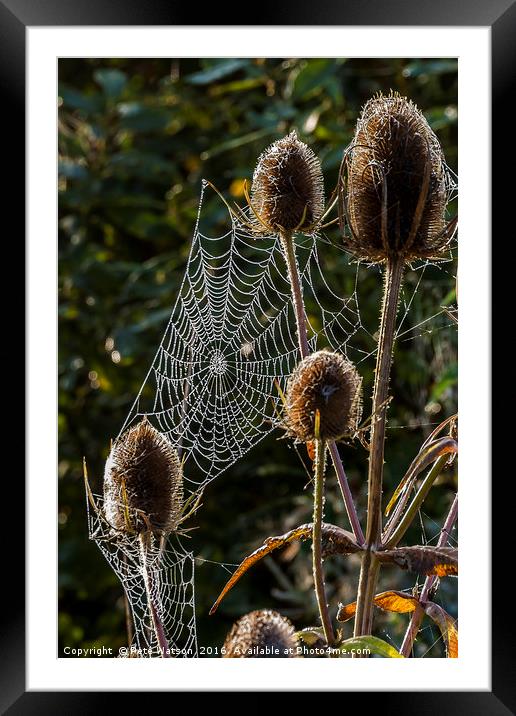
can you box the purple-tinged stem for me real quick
[354,257,404,638]
[280,229,364,545]
[328,441,365,546]
[400,493,458,657]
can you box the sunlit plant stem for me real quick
[354,257,404,637]
[139,533,171,658]
[312,433,335,645]
[280,229,365,546]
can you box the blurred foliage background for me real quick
[58,57,457,657]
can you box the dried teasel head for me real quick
[223,610,298,658]
[285,350,362,443]
[103,418,183,535]
[341,92,452,263]
[250,130,325,234]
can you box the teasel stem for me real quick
[353,550,381,641]
[279,229,364,545]
[122,554,134,647]
[328,441,364,544]
[313,435,335,646]
[400,493,458,657]
[279,230,310,358]
[139,533,171,658]
[354,255,404,638]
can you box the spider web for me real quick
[86,492,197,657]
[89,176,457,658]
[87,180,363,658]
[119,180,363,490]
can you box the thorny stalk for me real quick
[312,436,335,645]
[354,256,404,638]
[279,229,365,546]
[139,533,171,658]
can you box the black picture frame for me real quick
[4,0,507,709]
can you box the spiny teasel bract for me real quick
[223,609,298,658]
[250,130,325,234]
[285,350,362,443]
[341,91,452,263]
[103,418,183,535]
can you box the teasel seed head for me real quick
[286,350,362,443]
[342,92,451,263]
[251,130,325,234]
[223,610,298,658]
[103,418,183,535]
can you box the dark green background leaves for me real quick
[58,58,457,657]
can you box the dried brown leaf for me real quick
[210,523,361,615]
[209,525,312,615]
[378,545,458,577]
[424,602,458,658]
[337,590,419,623]
[321,524,362,557]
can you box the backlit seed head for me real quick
[223,610,298,658]
[251,131,324,233]
[342,92,451,263]
[286,350,362,442]
[103,418,183,535]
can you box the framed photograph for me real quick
[3,0,506,708]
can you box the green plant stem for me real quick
[139,533,171,658]
[313,439,335,646]
[279,229,364,545]
[400,493,458,657]
[354,256,404,638]
[383,454,449,548]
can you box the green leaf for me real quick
[339,636,404,658]
[109,150,175,177]
[295,627,326,646]
[291,59,335,99]
[58,84,103,113]
[59,159,89,180]
[185,59,250,85]
[94,68,128,99]
[209,77,265,97]
[201,128,274,160]
[431,363,458,400]
[403,59,457,78]
[385,435,458,517]
[118,103,171,132]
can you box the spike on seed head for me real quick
[223,610,298,658]
[103,418,183,535]
[343,92,450,262]
[285,350,362,443]
[251,130,325,233]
